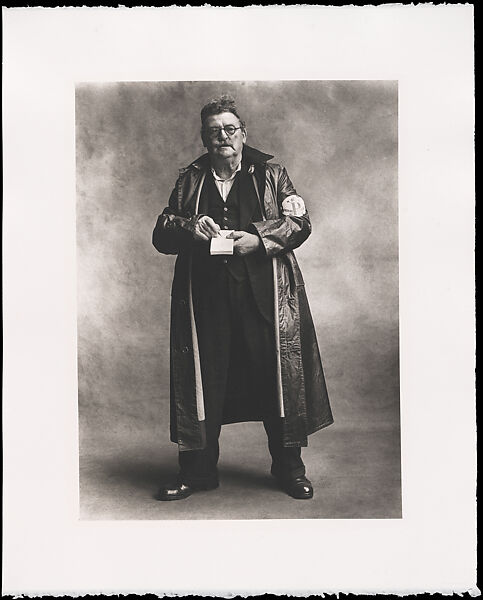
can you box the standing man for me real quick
[152,95,333,501]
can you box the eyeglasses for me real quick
[204,125,243,138]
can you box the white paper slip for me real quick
[210,230,234,255]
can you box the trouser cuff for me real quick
[178,470,219,489]
[270,463,306,481]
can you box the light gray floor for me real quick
[79,423,401,520]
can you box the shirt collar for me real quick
[211,160,242,182]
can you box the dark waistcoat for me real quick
[192,163,274,323]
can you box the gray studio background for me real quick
[76,81,400,519]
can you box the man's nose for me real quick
[218,128,228,139]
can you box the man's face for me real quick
[202,111,246,160]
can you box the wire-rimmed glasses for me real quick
[203,125,243,138]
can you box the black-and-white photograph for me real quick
[4,5,476,596]
[77,80,400,520]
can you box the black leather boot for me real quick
[155,478,219,501]
[274,474,314,499]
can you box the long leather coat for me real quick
[152,145,333,450]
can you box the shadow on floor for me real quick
[88,453,279,496]
[81,452,173,497]
[79,427,402,520]
[218,466,278,490]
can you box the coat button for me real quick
[222,258,228,264]
[181,346,189,353]
[223,207,228,212]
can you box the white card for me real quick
[210,230,234,255]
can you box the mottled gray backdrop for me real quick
[76,81,400,519]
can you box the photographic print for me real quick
[76,80,400,520]
[4,5,476,596]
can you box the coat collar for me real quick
[184,144,274,173]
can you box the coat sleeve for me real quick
[152,180,203,255]
[249,165,312,257]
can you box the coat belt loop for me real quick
[251,171,284,418]
[189,172,206,422]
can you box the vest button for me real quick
[223,207,228,212]
[222,258,228,264]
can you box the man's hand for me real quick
[193,216,220,241]
[228,231,261,256]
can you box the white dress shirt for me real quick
[211,161,242,202]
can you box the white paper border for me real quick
[3,5,476,596]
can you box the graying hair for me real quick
[200,94,246,131]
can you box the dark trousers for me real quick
[179,262,305,486]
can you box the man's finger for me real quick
[228,230,245,240]
[207,224,221,236]
[200,219,220,237]
[199,221,210,235]
[203,216,220,233]
[194,227,209,241]
[197,232,210,242]
[198,219,212,233]
[200,224,218,238]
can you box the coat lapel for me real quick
[238,163,260,229]
[180,144,273,220]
